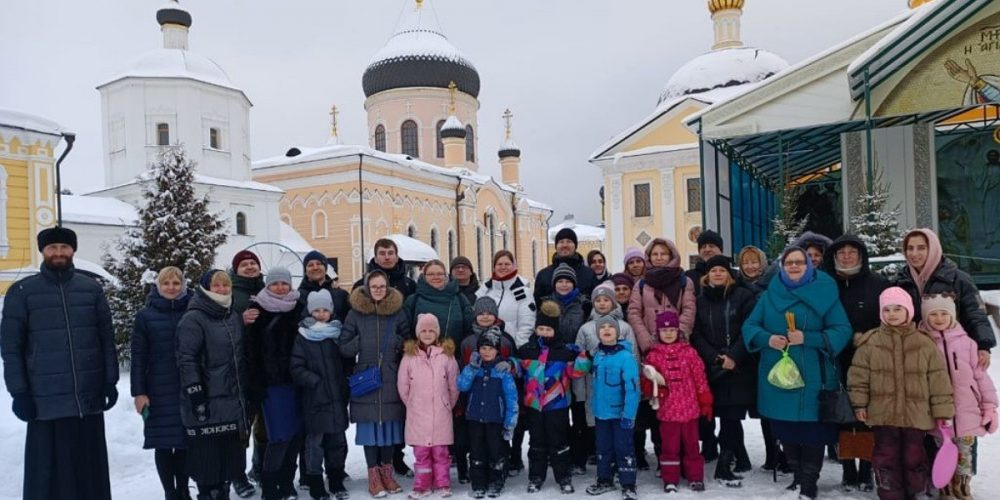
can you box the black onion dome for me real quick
[362,3,479,98]
[156,1,192,28]
[498,138,521,159]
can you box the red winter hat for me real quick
[655,310,680,330]
[232,250,261,271]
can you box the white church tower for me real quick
[78,0,286,269]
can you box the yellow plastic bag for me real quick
[768,348,805,389]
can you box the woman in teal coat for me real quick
[403,259,473,344]
[742,247,851,500]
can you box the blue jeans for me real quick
[595,418,636,487]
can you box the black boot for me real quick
[328,469,349,500]
[783,443,801,492]
[714,449,742,488]
[457,453,470,484]
[841,459,859,491]
[798,446,825,500]
[734,443,751,474]
[307,474,329,500]
[260,471,282,500]
[392,447,413,477]
[858,460,874,492]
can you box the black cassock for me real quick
[23,414,111,500]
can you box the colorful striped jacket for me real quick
[515,335,591,411]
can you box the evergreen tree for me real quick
[850,167,903,257]
[768,178,809,258]
[102,147,228,361]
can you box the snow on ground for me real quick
[3,364,1000,500]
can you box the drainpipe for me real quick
[864,67,874,193]
[511,192,519,258]
[55,132,76,226]
[357,153,365,268]
[455,180,465,254]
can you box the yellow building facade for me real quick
[0,110,63,293]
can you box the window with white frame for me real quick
[633,183,651,217]
[312,210,328,239]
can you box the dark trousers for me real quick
[263,434,303,496]
[718,418,744,451]
[634,400,661,461]
[699,416,718,457]
[251,410,268,477]
[24,414,112,500]
[659,418,703,485]
[452,415,470,477]
[155,448,189,496]
[303,432,347,477]
[468,421,507,491]
[510,404,529,465]
[595,419,636,487]
[569,401,595,467]
[872,426,928,500]
[526,407,571,485]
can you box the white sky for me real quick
[1,0,906,225]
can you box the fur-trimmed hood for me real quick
[403,337,456,357]
[349,286,404,316]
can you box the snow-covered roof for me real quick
[192,174,283,193]
[365,234,439,263]
[75,258,117,284]
[61,195,138,226]
[367,2,475,71]
[499,136,520,152]
[610,143,699,160]
[547,218,605,243]
[100,49,244,96]
[441,115,465,131]
[658,47,789,104]
[279,222,313,254]
[0,108,65,137]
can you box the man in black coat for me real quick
[685,229,727,296]
[533,228,597,304]
[1,226,118,500]
[450,256,480,306]
[352,238,417,299]
[300,250,351,323]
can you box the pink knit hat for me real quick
[879,287,914,324]
[415,313,440,335]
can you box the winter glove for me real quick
[495,360,512,374]
[186,384,209,423]
[983,406,998,434]
[697,391,714,420]
[503,426,515,441]
[620,418,635,430]
[469,352,482,369]
[103,384,119,411]
[11,394,36,422]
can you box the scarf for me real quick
[643,266,685,307]
[594,269,610,282]
[598,342,623,354]
[554,288,581,308]
[778,248,816,290]
[905,228,943,294]
[201,286,233,309]
[835,262,863,277]
[492,269,519,282]
[255,287,301,313]
[298,318,343,341]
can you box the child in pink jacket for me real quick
[398,314,461,498]
[642,310,713,493]
[918,294,998,499]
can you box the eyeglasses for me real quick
[369,285,387,291]
[424,272,447,277]
[783,260,807,267]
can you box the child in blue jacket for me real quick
[457,326,519,499]
[586,317,640,500]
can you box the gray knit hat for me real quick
[265,267,292,287]
[473,296,499,318]
[551,263,577,287]
[307,289,334,314]
[595,316,621,339]
[591,283,616,303]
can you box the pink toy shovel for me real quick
[932,421,959,489]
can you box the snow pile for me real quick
[364,234,438,263]
[0,109,64,136]
[548,215,605,243]
[102,49,241,92]
[279,221,313,254]
[441,115,465,132]
[61,195,139,226]
[659,47,789,103]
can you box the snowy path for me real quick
[2,365,999,500]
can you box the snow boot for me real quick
[621,485,637,500]
[526,482,542,494]
[378,464,403,494]
[367,467,387,498]
[306,474,330,500]
[798,446,824,500]
[559,482,575,494]
[471,490,486,499]
[733,444,751,474]
[328,469,349,500]
[689,481,705,492]
[714,450,743,488]
[393,450,413,478]
[233,475,256,498]
[585,480,616,496]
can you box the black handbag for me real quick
[817,334,857,425]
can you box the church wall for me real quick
[0,156,32,270]
[623,105,703,152]
[619,169,662,253]
[673,164,702,268]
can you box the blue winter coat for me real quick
[742,271,851,422]
[1,264,118,421]
[457,361,519,429]
[131,288,191,449]
[590,340,640,421]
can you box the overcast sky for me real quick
[1,0,906,226]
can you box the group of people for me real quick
[1,223,997,500]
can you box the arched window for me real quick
[236,212,247,235]
[465,125,474,162]
[312,210,328,239]
[407,224,416,239]
[374,124,386,152]
[435,120,446,158]
[209,127,220,149]
[476,227,484,277]
[157,123,170,146]
[401,120,419,157]
[430,228,438,252]
[447,230,455,264]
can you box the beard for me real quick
[44,255,73,271]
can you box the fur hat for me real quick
[37,226,77,252]
[415,313,440,335]
[477,326,503,351]
[921,293,957,328]
[879,287,914,324]
[591,282,616,303]
[231,250,260,271]
[697,229,724,252]
[307,290,334,314]
[473,296,499,318]
[551,263,577,287]
[535,299,561,331]
[623,247,645,267]
[554,227,578,247]
[655,310,680,330]
[265,267,292,287]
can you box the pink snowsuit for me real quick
[920,322,998,438]
[398,339,460,492]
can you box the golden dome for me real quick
[708,0,744,14]
[908,0,933,8]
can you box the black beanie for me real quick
[554,227,578,247]
[697,230,724,252]
[37,226,77,252]
[704,255,732,273]
[477,326,503,351]
[535,299,561,331]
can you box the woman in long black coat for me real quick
[690,256,758,487]
[131,266,192,499]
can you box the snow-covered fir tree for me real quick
[102,147,228,361]
[767,181,809,258]
[850,167,903,257]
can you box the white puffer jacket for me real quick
[475,275,537,347]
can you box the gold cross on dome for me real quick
[448,81,458,113]
[503,108,513,139]
[416,0,424,9]
[329,105,339,137]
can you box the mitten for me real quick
[620,418,635,430]
[697,391,714,420]
[11,394,36,422]
[186,384,209,422]
[495,360,511,374]
[503,426,514,441]
[469,352,482,368]
[104,384,119,411]
[983,406,998,434]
